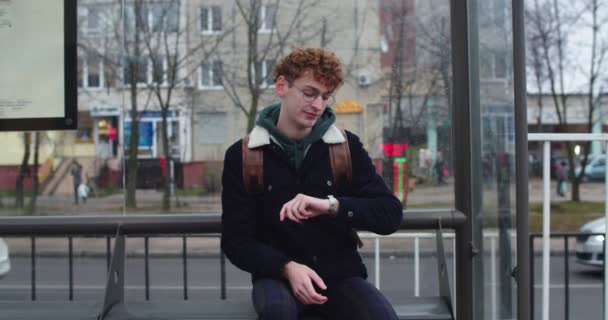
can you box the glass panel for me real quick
[76,0,455,214]
[200,7,208,31]
[0,0,464,309]
[201,62,211,87]
[212,6,222,31]
[212,61,223,86]
[475,0,516,318]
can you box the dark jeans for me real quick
[252,277,398,320]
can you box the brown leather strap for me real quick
[328,130,362,248]
[329,129,352,192]
[242,135,264,193]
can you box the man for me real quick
[221,48,403,320]
[70,160,82,205]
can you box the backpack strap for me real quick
[242,135,264,193]
[328,130,363,248]
[328,129,352,192]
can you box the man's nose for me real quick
[311,95,324,110]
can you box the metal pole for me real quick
[106,236,111,271]
[414,237,419,297]
[604,141,608,320]
[68,236,73,301]
[30,236,36,301]
[220,249,226,300]
[374,237,380,289]
[530,234,535,320]
[513,0,531,317]
[182,235,188,300]
[564,236,569,320]
[542,140,551,320]
[491,236,497,320]
[452,237,456,308]
[145,236,150,300]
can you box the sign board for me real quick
[0,0,77,131]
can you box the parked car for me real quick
[0,238,10,278]
[576,217,606,267]
[575,155,606,181]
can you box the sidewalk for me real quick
[2,178,604,256]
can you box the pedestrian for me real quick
[221,48,403,320]
[70,160,82,204]
[556,160,568,197]
[78,182,89,203]
[435,158,445,185]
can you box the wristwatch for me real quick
[327,195,338,216]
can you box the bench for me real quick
[0,211,463,320]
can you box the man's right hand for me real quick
[282,261,328,305]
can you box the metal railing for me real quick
[528,133,608,320]
[0,209,466,319]
[8,229,516,317]
[529,232,606,320]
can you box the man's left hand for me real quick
[279,193,335,223]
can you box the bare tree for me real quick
[79,0,231,210]
[526,0,608,201]
[137,0,231,210]
[78,0,147,208]
[222,0,324,133]
[380,0,449,199]
[27,132,41,215]
[15,132,31,209]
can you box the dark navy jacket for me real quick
[221,126,403,284]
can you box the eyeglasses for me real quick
[291,84,336,105]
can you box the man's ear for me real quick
[275,75,288,98]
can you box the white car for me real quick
[0,238,10,278]
[576,217,606,267]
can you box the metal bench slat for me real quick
[0,297,452,320]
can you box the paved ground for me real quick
[3,177,606,216]
[1,177,606,255]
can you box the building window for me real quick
[79,5,105,34]
[123,56,149,85]
[78,52,103,89]
[125,1,178,33]
[254,59,275,87]
[257,4,277,32]
[199,61,223,89]
[197,112,227,144]
[480,51,507,80]
[150,1,179,32]
[201,6,222,33]
[479,0,505,27]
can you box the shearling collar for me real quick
[247,125,345,149]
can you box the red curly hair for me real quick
[273,48,344,92]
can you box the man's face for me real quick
[276,70,334,130]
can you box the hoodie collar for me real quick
[247,124,345,149]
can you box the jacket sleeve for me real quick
[335,132,403,235]
[221,142,291,278]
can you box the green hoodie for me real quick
[256,103,336,171]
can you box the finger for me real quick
[309,271,327,291]
[287,207,301,223]
[293,200,308,220]
[280,199,296,222]
[295,288,311,305]
[296,198,314,218]
[303,281,327,304]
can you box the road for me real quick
[0,254,604,320]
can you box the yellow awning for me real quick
[333,100,363,114]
